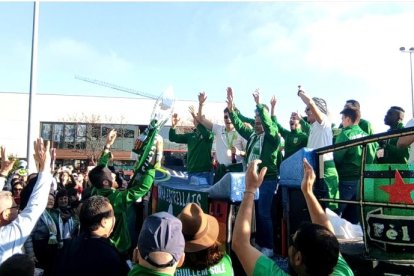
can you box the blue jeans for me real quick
[338,180,359,224]
[255,179,278,249]
[188,171,213,185]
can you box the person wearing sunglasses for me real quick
[196,91,247,182]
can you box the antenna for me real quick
[74,75,158,100]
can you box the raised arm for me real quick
[197,91,214,130]
[297,88,324,124]
[301,158,334,233]
[12,139,53,246]
[168,113,189,144]
[98,129,117,166]
[232,160,267,275]
[270,96,276,117]
[0,146,16,190]
[254,90,279,141]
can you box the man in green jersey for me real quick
[232,159,354,276]
[334,107,376,224]
[377,106,409,164]
[169,109,214,185]
[89,129,161,254]
[270,96,308,160]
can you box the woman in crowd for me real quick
[53,189,79,247]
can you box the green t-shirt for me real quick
[175,254,233,276]
[253,254,354,276]
[128,264,172,276]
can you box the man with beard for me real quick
[377,106,409,164]
[297,88,339,211]
[232,159,353,276]
[270,96,308,160]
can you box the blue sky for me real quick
[1,1,414,132]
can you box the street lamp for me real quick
[400,46,414,117]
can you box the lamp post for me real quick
[400,46,414,117]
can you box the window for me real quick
[53,124,64,147]
[41,123,52,140]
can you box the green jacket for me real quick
[378,122,409,164]
[338,118,374,136]
[334,125,377,180]
[273,115,308,159]
[229,104,280,179]
[93,151,155,253]
[169,124,214,173]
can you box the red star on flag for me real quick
[379,170,414,204]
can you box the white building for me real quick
[0,92,227,170]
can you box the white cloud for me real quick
[38,38,135,92]
[222,3,414,132]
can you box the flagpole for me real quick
[27,0,40,172]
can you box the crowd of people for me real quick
[1,86,413,275]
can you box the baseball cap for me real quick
[138,212,185,268]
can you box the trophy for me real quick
[130,87,175,183]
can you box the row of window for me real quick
[40,122,191,153]
[40,122,139,150]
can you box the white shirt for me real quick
[406,118,414,163]
[307,114,334,161]
[212,123,246,166]
[0,172,52,264]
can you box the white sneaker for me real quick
[261,247,274,258]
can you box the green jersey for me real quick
[169,124,214,173]
[378,122,409,164]
[273,115,308,159]
[175,254,233,276]
[334,125,376,180]
[229,104,280,179]
[253,254,354,276]
[93,152,155,253]
[129,264,172,276]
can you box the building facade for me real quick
[0,92,225,171]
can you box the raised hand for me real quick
[198,91,207,105]
[171,113,180,127]
[301,158,316,195]
[270,96,277,108]
[252,89,260,104]
[245,159,267,192]
[0,146,16,176]
[106,129,117,147]
[226,90,234,112]
[34,138,51,173]
[226,87,233,100]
